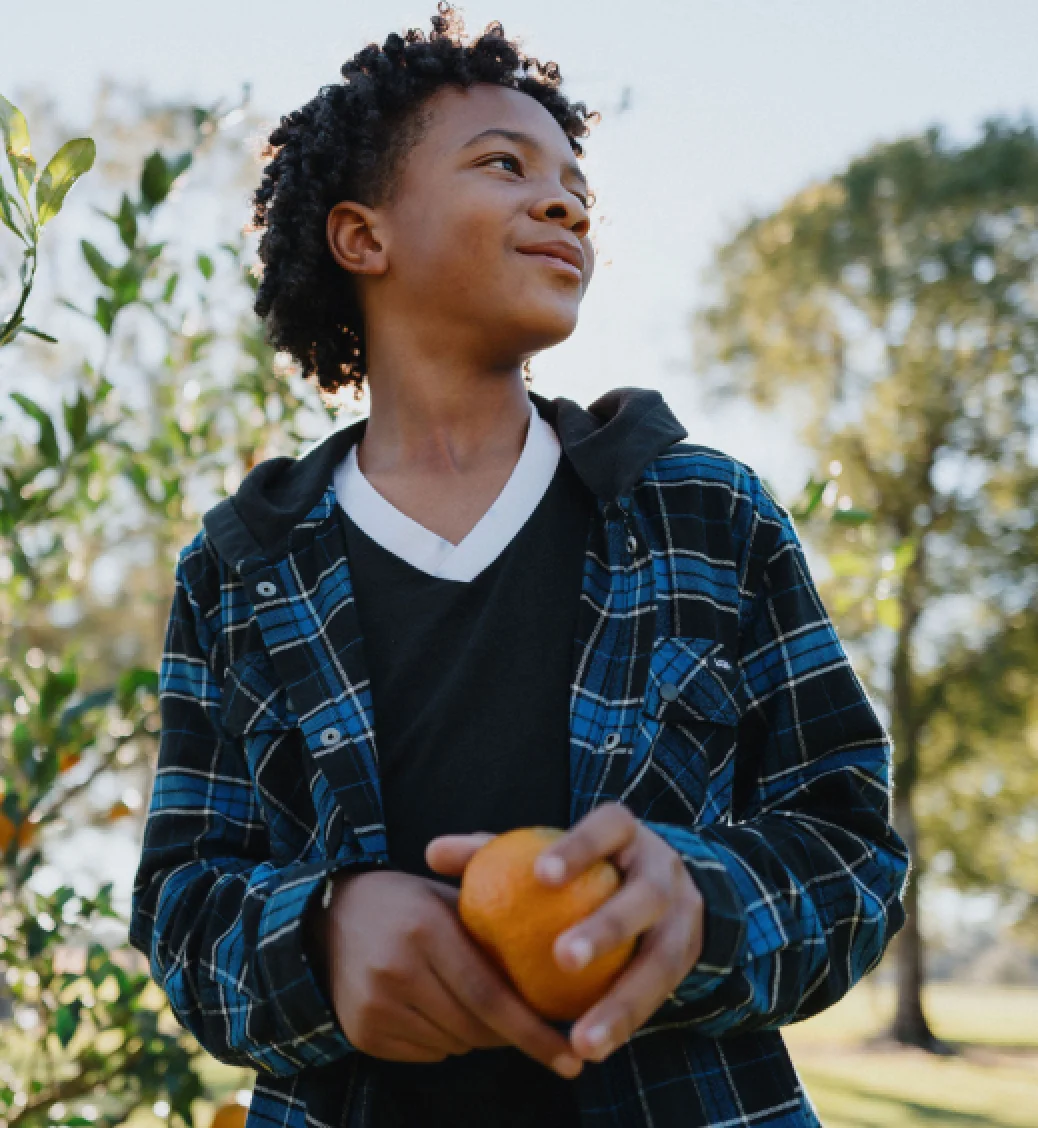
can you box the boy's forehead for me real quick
[419,83,573,158]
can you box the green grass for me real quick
[784,984,1038,1127]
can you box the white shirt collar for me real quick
[333,398,561,583]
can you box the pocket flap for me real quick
[642,637,743,727]
[221,651,295,736]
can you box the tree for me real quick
[694,117,1038,1049]
[1,83,348,1128]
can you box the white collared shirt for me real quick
[333,399,561,583]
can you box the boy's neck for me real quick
[356,354,534,483]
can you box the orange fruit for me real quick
[458,826,636,1022]
[209,1103,248,1128]
[0,813,36,853]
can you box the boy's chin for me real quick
[507,308,581,353]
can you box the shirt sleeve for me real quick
[642,473,910,1035]
[128,533,372,1076]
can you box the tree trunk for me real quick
[889,782,943,1050]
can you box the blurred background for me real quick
[1,2,1036,1126]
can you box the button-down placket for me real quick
[568,494,658,822]
[239,515,389,866]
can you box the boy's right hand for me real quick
[311,869,584,1080]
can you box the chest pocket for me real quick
[221,650,297,738]
[220,650,317,863]
[623,637,744,825]
[642,636,744,729]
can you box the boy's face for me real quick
[329,82,595,364]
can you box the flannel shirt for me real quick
[129,385,909,1128]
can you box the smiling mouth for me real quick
[517,250,583,281]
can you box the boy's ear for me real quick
[326,200,387,275]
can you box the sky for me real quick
[6,0,1038,500]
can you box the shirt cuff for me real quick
[639,819,747,1002]
[257,856,385,1064]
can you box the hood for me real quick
[204,385,687,569]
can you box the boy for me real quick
[128,7,909,1127]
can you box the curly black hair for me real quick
[249,2,597,400]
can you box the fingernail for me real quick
[535,854,566,883]
[566,936,593,969]
[585,1023,611,1056]
[552,1053,583,1079]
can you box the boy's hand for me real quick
[426,803,703,1064]
[317,867,584,1079]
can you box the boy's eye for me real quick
[483,154,523,175]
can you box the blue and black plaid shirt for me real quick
[129,386,909,1127]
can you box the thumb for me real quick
[425,832,495,877]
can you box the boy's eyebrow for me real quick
[459,127,588,189]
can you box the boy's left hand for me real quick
[425,801,704,1064]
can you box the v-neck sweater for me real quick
[333,398,561,582]
[333,411,596,1126]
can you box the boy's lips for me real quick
[516,240,584,281]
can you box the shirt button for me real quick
[320,726,341,747]
[660,682,681,702]
[626,535,638,554]
[256,581,277,598]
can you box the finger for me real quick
[418,876,461,909]
[426,918,585,1080]
[533,802,639,886]
[369,1032,454,1064]
[551,874,670,972]
[425,832,496,876]
[418,954,512,1049]
[568,908,700,1063]
[376,997,473,1056]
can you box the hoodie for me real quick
[129,385,908,1128]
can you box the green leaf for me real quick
[140,149,192,212]
[112,261,142,305]
[80,239,116,287]
[117,666,159,710]
[167,150,193,182]
[0,96,34,202]
[11,153,36,204]
[791,476,828,521]
[63,390,90,444]
[53,999,83,1046]
[10,393,60,463]
[0,178,23,237]
[139,151,168,212]
[197,252,214,280]
[36,137,95,225]
[831,506,873,526]
[0,94,31,158]
[116,192,137,248]
[39,668,78,719]
[162,271,180,303]
[94,295,114,335]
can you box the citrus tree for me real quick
[0,86,342,1128]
